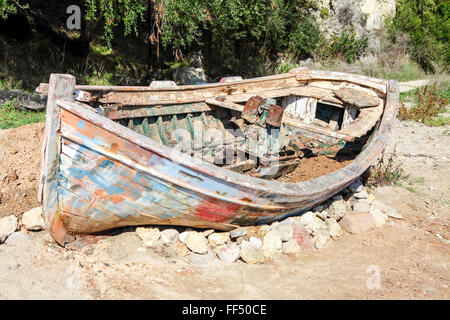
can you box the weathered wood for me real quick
[224,159,257,172]
[334,87,380,108]
[38,71,398,241]
[205,98,245,112]
[342,106,358,128]
[283,117,355,142]
[338,100,383,137]
[40,74,76,245]
[102,103,213,120]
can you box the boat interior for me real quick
[40,72,387,181]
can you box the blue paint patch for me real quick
[78,120,85,129]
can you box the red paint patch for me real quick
[194,199,241,223]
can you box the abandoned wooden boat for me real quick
[37,68,399,245]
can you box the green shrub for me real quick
[389,0,449,72]
[288,16,323,59]
[324,31,368,64]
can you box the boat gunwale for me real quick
[53,71,398,199]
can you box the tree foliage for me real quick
[0,0,27,19]
[389,0,449,72]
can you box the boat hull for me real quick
[39,72,399,245]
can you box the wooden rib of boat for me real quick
[37,68,399,245]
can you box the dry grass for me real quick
[398,82,449,126]
[362,147,407,188]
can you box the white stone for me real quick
[326,218,344,239]
[135,227,160,243]
[262,231,282,251]
[186,249,215,265]
[369,207,388,228]
[328,200,347,220]
[160,229,179,244]
[179,231,195,243]
[249,237,262,248]
[21,207,46,231]
[257,225,270,237]
[208,232,230,247]
[353,200,370,213]
[314,229,331,249]
[282,239,301,254]
[299,211,315,226]
[230,228,247,238]
[271,223,294,241]
[216,243,240,263]
[240,240,265,264]
[354,189,368,199]
[0,215,18,244]
[305,216,327,236]
[184,232,209,254]
[315,209,328,220]
[367,194,376,205]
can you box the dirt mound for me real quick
[280,155,353,183]
[0,123,45,217]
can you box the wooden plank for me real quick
[40,74,76,245]
[342,106,358,128]
[205,98,244,112]
[338,100,384,137]
[303,98,317,124]
[224,159,257,172]
[102,103,213,120]
[283,117,355,142]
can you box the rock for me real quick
[240,240,265,264]
[173,67,207,85]
[135,227,160,246]
[282,239,301,254]
[21,207,46,231]
[369,207,388,228]
[179,231,195,243]
[208,232,230,247]
[175,242,190,257]
[354,189,368,199]
[348,179,363,193]
[327,200,347,220]
[312,204,324,212]
[372,200,404,219]
[184,232,209,254]
[292,225,314,250]
[230,228,247,239]
[332,194,343,201]
[299,211,315,226]
[315,209,328,220]
[326,218,344,239]
[305,216,327,236]
[353,200,370,213]
[257,225,270,237]
[280,216,301,226]
[235,235,249,245]
[0,215,18,244]
[262,231,282,251]
[339,211,376,234]
[43,233,55,244]
[160,229,179,245]
[314,229,331,249]
[4,231,29,244]
[366,194,375,204]
[186,249,215,265]
[216,243,240,263]
[202,229,214,237]
[271,223,294,241]
[249,237,262,248]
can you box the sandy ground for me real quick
[0,118,449,300]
